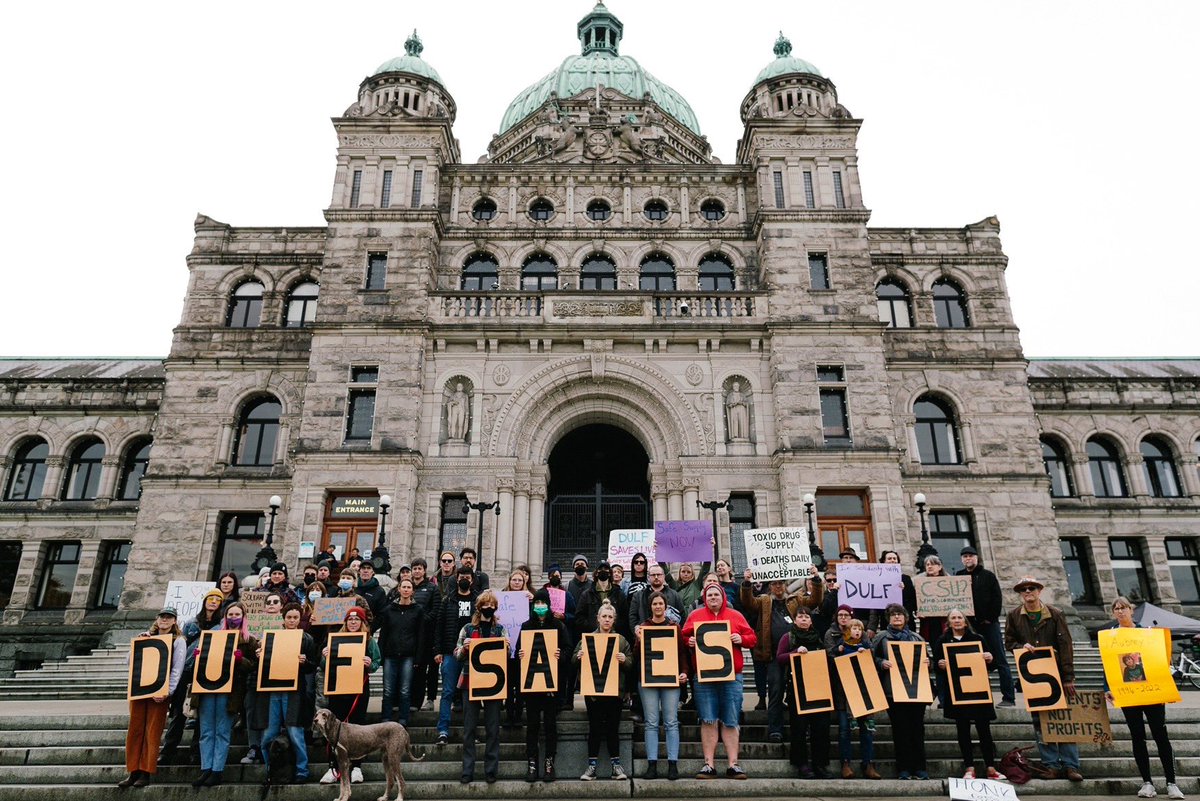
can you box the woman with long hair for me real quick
[934,608,1003,780]
[575,599,632,780]
[456,590,508,784]
[191,602,258,788]
[216,572,240,607]
[504,570,533,726]
[637,591,688,780]
[318,606,381,785]
[378,577,422,727]
[118,608,187,788]
[160,589,225,765]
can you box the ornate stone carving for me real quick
[555,301,642,317]
[444,380,471,442]
[338,134,440,149]
[695,392,716,450]
[479,393,498,440]
[753,134,856,150]
[725,381,750,441]
[492,365,511,386]
[685,364,704,386]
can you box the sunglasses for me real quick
[266,599,282,605]
[441,558,454,563]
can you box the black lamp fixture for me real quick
[370,494,393,574]
[802,492,826,570]
[463,497,501,560]
[252,494,283,573]
[913,491,938,572]
[696,496,729,563]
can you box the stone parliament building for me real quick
[0,4,1197,673]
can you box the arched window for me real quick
[700,199,726,222]
[580,254,616,291]
[4,438,48,500]
[284,281,319,328]
[461,253,499,291]
[1086,436,1127,498]
[118,439,152,501]
[226,281,264,328]
[1041,437,1074,497]
[1141,437,1181,498]
[876,278,913,328]
[639,253,676,291]
[698,253,735,291]
[914,395,962,465]
[585,199,612,222]
[521,253,558,291]
[932,278,969,328]
[231,397,282,467]
[528,198,555,222]
[62,438,105,500]
[471,197,497,221]
[643,199,669,221]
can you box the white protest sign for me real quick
[608,529,655,570]
[164,581,217,623]
[743,527,812,581]
[495,591,530,656]
[835,563,903,610]
[948,777,1018,801]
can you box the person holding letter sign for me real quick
[120,608,187,788]
[1105,597,1184,800]
[191,602,259,788]
[934,608,1004,780]
[455,591,508,785]
[518,589,567,782]
[682,584,757,779]
[318,607,380,785]
[257,602,318,784]
[160,589,224,765]
[871,603,931,779]
[636,591,689,780]
[828,616,880,780]
[776,607,833,779]
[574,600,632,780]
[1004,576,1081,782]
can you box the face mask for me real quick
[338,580,353,592]
[308,591,322,603]
[533,603,549,618]
[574,565,586,577]
[548,575,561,587]
[480,607,495,619]
[303,574,316,583]
[458,578,472,591]
[595,570,610,582]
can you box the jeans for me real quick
[766,659,786,736]
[1031,712,1081,770]
[462,700,502,779]
[976,621,1014,701]
[639,685,680,762]
[693,675,743,728]
[260,693,308,779]
[837,710,874,766]
[437,655,463,736]
[197,694,234,773]
[382,657,414,725]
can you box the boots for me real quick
[543,756,555,783]
[190,771,211,788]
[841,761,855,779]
[117,772,139,788]
[863,763,882,780]
[526,760,538,783]
[666,761,679,781]
[132,773,151,788]
[643,762,658,780]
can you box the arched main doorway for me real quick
[545,424,650,568]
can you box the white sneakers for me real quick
[319,769,338,785]
[1142,783,1187,800]
[419,699,433,711]
[1167,784,1185,800]
[351,767,364,783]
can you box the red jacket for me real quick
[681,592,757,674]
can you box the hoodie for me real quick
[680,588,757,675]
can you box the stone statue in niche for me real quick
[726,381,751,442]
[445,381,471,441]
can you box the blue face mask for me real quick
[308,591,322,603]
[338,580,353,592]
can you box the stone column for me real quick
[495,479,515,578]
[1180,454,1200,497]
[667,486,684,521]
[814,157,833,209]
[1,541,42,625]
[679,180,690,229]
[330,155,351,207]
[510,484,530,577]
[683,480,700,521]
[1071,456,1092,498]
[651,481,669,523]
[844,155,864,208]
[450,177,461,221]
[526,489,545,576]
[395,156,411,208]
[1126,455,1149,497]
[1144,538,1177,606]
[67,541,103,624]
[98,456,121,501]
[361,156,381,209]
[40,457,64,501]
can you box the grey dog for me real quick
[311,708,424,801]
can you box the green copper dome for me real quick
[373,30,444,86]
[754,32,823,84]
[498,3,701,136]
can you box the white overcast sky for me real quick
[1,1,1196,359]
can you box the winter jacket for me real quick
[435,590,479,655]
[576,582,629,637]
[1004,603,1075,682]
[189,630,259,715]
[454,621,507,689]
[740,581,825,662]
[933,628,996,722]
[681,592,757,675]
[263,580,301,607]
[870,624,927,702]
[955,565,1003,626]
[776,623,826,666]
[355,577,387,616]
[566,576,592,611]
[376,597,425,660]
[629,584,684,633]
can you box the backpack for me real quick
[998,745,1034,784]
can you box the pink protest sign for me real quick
[548,587,566,615]
[654,520,712,562]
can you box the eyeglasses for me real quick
[266,600,282,606]
[1114,605,1132,611]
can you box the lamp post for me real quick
[696,496,728,563]
[463,497,500,564]
[913,492,938,572]
[802,492,826,570]
[370,494,392,574]
[252,494,283,572]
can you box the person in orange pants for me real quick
[120,608,188,788]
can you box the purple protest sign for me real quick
[495,591,530,656]
[654,520,713,563]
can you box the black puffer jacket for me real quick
[434,589,479,655]
[377,595,425,659]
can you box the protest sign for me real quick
[640,626,680,688]
[468,638,508,701]
[548,587,566,616]
[789,650,834,714]
[834,649,888,718]
[324,633,367,696]
[581,633,620,697]
[1039,690,1113,745]
[128,635,173,701]
[835,563,903,610]
[694,621,735,683]
[742,527,812,581]
[192,629,239,694]
[257,629,303,692]
[913,575,974,617]
[654,520,712,563]
[887,640,934,704]
[519,630,558,694]
[245,612,279,640]
[495,591,531,655]
[1014,647,1067,713]
[608,529,655,570]
[1099,626,1179,707]
[240,590,268,614]
[164,581,216,623]
[944,641,993,706]
[311,597,356,626]
[948,777,1019,801]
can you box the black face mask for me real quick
[480,607,495,619]
[595,570,611,583]
[548,575,562,587]
[303,574,316,584]
[458,578,472,591]
[574,565,586,577]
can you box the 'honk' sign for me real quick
[835,563,903,610]
[948,777,1018,801]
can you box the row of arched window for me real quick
[877,277,970,329]
[471,196,728,224]
[4,438,151,502]
[1041,434,1189,499]
[227,280,319,329]
[461,251,736,292]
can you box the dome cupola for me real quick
[578,1,623,56]
[741,32,846,123]
[349,30,456,122]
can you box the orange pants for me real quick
[126,698,170,774]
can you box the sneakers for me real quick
[419,699,433,711]
[986,767,1006,781]
[898,771,910,780]
[964,767,977,779]
[726,765,748,780]
[435,733,448,747]
[696,764,718,780]
[643,762,658,780]
[240,746,262,765]
[667,761,679,781]
[1140,783,1159,799]
[580,764,598,781]
[798,765,815,780]
[526,760,538,783]
[768,732,783,743]
[351,767,364,783]
[915,771,930,780]
[1167,783,1185,800]
[611,761,628,780]
[543,756,555,783]
[319,768,338,784]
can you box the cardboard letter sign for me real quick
[640,626,680,688]
[694,620,735,683]
[582,633,620,697]
[1099,626,1180,708]
[468,637,508,701]
[519,629,558,694]
[913,575,974,617]
[128,635,173,701]
[192,629,238,694]
[944,641,992,706]
[1039,690,1114,745]
[887,640,934,704]
[324,633,367,696]
[257,629,303,692]
[1015,647,1067,713]
[834,649,888,718]
[789,650,834,714]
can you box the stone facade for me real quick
[0,11,1197,671]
